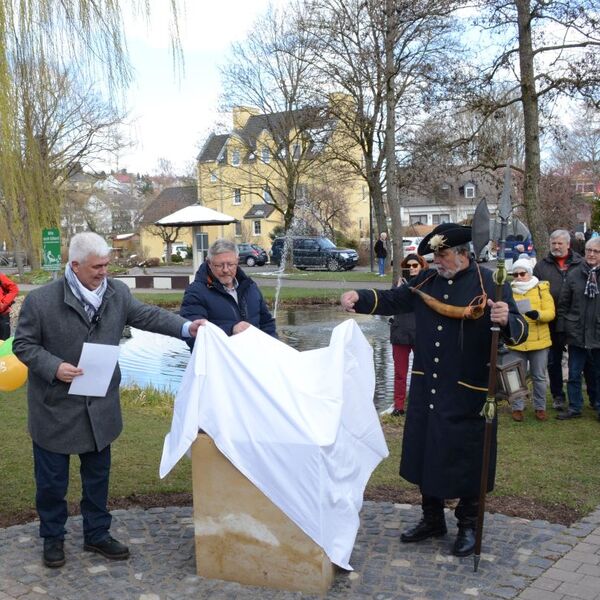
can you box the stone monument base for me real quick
[191,434,336,594]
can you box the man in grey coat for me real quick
[13,232,205,568]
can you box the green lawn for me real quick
[2,385,599,525]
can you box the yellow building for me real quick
[138,186,197,260]
[196,99,369,251]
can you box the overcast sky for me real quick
[116,0,281,176]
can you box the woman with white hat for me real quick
[507,258,555,421]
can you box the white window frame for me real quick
[464,184,475,199]
[410,214,428,225]
[432,214,450,225]
[210,171,217,183]
[261,147,270,163]
[231,149,241,166]
[233,188,241,205]
[263,186,273,203]
[253,220,261,236]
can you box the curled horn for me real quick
[410,287,487,320]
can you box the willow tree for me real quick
[0,1,181,268]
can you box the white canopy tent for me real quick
[155,204,237,272]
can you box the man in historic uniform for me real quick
[341,223,527,557]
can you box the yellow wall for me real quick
[197,103,368,252]
[139,226,193,260]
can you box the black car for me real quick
[237,243,268,267]
[270,236,358,271]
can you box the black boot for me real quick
[452,527,476,557]
[401,517,447,543]
[43,538,65,568]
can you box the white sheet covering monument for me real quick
[159,319,389,570]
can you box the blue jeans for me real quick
[378,257,385,275]
[33,442,112,543]
[567,346,600,415]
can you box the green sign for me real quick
[42,228,62,271]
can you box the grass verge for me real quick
[2,385,599,527]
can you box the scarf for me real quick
[584,264,599,298]
[64,262,107,320]
[511,276,540,295]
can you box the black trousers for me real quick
[422,494,478,529]
[0,313,10,340]
[33,442,112,544]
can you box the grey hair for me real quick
[550,229,570,243]
[586,237,600,249]
[68,232,110,263]
[575,232,585,240]
[208,238,239,259]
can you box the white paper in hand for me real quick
[516,298,532,313]
[68,343,120,397]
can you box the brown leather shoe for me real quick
[512,410,524,422]
[535,410,547,421]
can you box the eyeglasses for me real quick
[513,272,528,278]
[585,248,600,254]
[211,262,238,270]
[407,263,420,268]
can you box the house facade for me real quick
[196,100,369,250]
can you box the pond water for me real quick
[118,307,400,412]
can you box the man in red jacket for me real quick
[0,271,19,340]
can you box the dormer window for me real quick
[231,149,241,166]
[263,186,273,203]
[261,147,270,163]
[464,183,475,199]
[210,171,217,183]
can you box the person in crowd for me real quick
[180,238,277,349]
[533,230,585,410]
[341,223,527,557]
[374,232,388,276]
[571,232,586,256]
[389,253,428,417]
[0,270,19,340]
[555,236,600,422]
[507,258,555,422]
[13,232,206,569]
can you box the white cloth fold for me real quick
[159,319,389,569]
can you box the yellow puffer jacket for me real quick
[509,280,555,351]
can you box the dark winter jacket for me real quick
[13,277,186,454]
[556,261,600,349]
[374,239,388,259]
[533,250,582,306]
[352,261,527,498]
[180,262,277,350]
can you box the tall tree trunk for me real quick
[516,0,549,252]
[385,0,403,282]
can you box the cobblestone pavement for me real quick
[1,502,599,600]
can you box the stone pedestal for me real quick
[191,434,336,594]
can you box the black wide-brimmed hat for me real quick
[417,223,472,256]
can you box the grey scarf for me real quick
[64,263,107,320]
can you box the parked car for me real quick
[162,243,189,261]
[270,236,358,271]
[403,236,433,262]
[237,242,268,266]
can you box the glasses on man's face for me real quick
[585,248,600,254]
[513,271,528,278]
[211,262,238,270]
[407,263,420,268]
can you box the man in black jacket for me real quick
[180,239,277,349]
[533,230,584,410]
[342,223,527,557]
[556,236,600,421]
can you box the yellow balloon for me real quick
[0,353,28,392]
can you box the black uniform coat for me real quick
[353,261,527,498]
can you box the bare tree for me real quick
[0,62,128,269]
[464,0,600,250]
[219,6,327,231]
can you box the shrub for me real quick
[170,254,183,263]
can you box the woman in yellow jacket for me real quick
[508,258,555,422]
